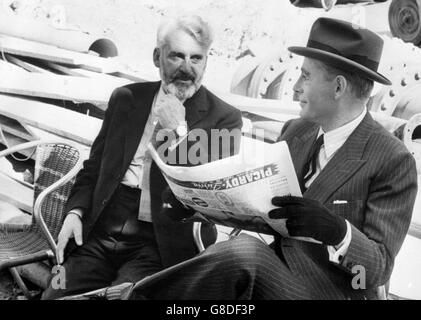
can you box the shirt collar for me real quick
[154,84,166,107]
[318,108,367,159]
[151,85,166,118]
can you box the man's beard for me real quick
[161,70,202,101]
[164,81,198,101]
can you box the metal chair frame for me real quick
[0,139,84,298]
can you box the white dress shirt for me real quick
[120,86,165,188]
[305,108,367,263]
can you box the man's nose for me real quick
[292,79,302,102]
[180,59,193,73]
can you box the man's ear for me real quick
[334,75,347,99]
[153,48,160,68]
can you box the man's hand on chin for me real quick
[155,93,187,131]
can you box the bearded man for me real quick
[42,14,242,299]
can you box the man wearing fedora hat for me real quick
[123,17,417,300]
[264,17,417,299]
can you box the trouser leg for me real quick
[129,234,312,300]
[112,241,163,285]
[41,236,117,300]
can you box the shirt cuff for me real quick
[327,220,352,264]
[68,208,83,219]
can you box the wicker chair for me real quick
[0,140,84,298]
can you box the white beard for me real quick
[163,80,200,102]
[160,67,202,101]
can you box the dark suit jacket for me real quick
[65,81,243,267]
[278,112,417,299]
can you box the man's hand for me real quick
[161,187,195,221]
[57,213,83,264]
[155,93,186,131]
[268,196,347,246]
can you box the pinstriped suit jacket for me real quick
[278,112,418,299]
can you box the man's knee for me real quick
[41,264,71,300]
[209,234,275,268]
[41,282,67,300]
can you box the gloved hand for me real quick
[268,196,347,246]
[161,187,196,221]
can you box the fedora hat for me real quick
[288,17,391,85]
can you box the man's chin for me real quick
[166,83,199,101]
[299,109,316,122]
[299,107,309,119]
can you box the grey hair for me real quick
[156,15,214,50]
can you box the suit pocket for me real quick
[325,200,364,228]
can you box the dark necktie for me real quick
[301,134,324,192]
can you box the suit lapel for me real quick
[184,85,209,129]
[304,113,374,203]
[122,81,161,170]
[288,125,319,181]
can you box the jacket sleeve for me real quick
[338,149,418,289]
[64,89,119,216]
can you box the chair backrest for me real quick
[32,143,80,240]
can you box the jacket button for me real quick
[102,199,107,205]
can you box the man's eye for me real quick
[191,56,202,63]
[170,53,184,60]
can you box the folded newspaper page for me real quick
[148,136,317,242]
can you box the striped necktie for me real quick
[301,134,324,192]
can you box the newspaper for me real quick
[148,136,317,242]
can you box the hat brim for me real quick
[288,46,392,85]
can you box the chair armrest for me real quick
[59,282,134,300]
[193,222,205,252]
[0,140,43,158]
[0,250,54,271]
[192,219,243,253]
[32,141,84,256]
[0,222,31,233]
[0,140,44,189]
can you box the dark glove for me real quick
[268,196,347,246]
[161,187,196,221]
